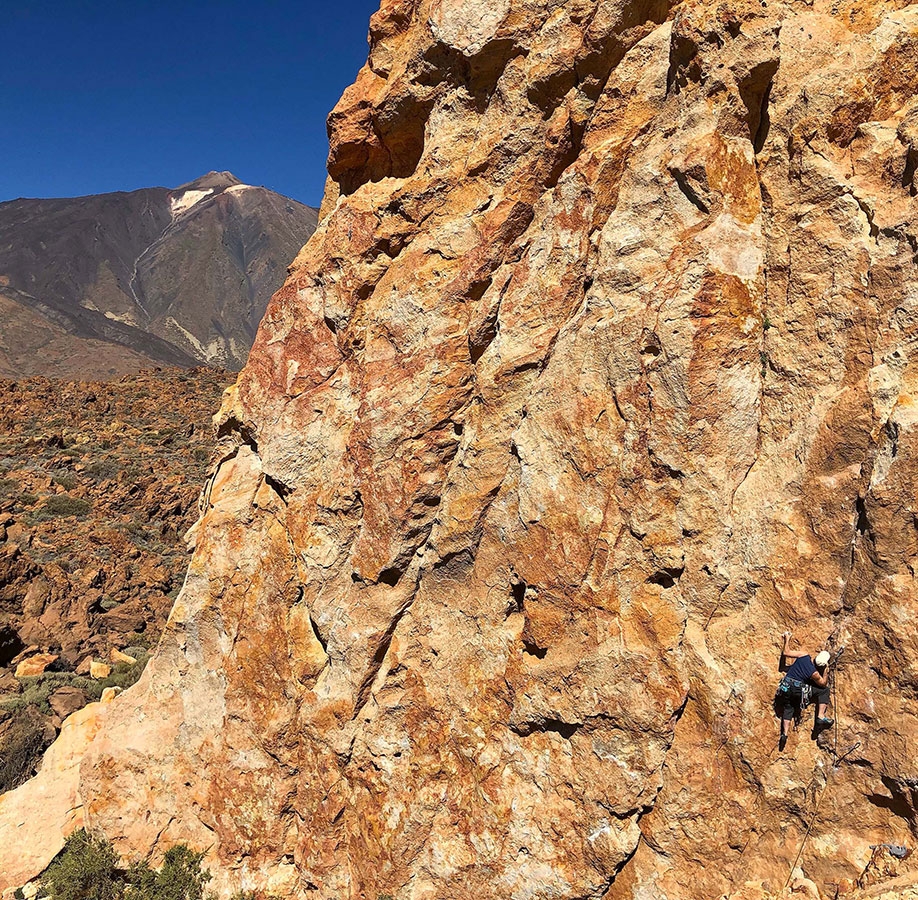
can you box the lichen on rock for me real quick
[3,0,918,897]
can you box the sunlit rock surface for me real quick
[0,691,118,891]
[2,0,918,897]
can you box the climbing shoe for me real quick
[779,734,788,751]
[816,717,834,728]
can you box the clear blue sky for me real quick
[0,0,381,207]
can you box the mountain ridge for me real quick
[0,173,318,378]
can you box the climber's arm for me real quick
[781,631,807,662]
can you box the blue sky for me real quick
[0,0,381,207]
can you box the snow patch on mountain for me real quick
[170,188,214,218]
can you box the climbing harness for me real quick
[777,676,812,706]
[776,676,812,729]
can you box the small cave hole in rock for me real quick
[542,718,579,738]
[0,627,25,668]
[509,577,526,614]
[855,497,871,535]
[216,416,258,451]
[310,613,328,653]
[264,472,292,501]
[378,566,404,587]
[647,567,684,589]
[513,718,580,739]
[523,639,547,659]
[641,332,663,359]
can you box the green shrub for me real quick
[40,829,122,900]
[36,495,92,520]
[1,674,81,716]
[0,709,52,793]
[40,830,211,900]
[88,459,121,481]
[103,656,150,692]
[0,476,18,495]
[0,656,150,719]
[52,472,78,491]
[142,845,211,900]
[124,520,150,541]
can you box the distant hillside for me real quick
[0,172,318,377]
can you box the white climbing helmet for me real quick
[815,650,831,667]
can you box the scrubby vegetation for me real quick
[0,656,149,793]
[0,708,52,793]
[0,655,150,716]
[32,494,93,521]
[0,370,230,752]
[39,830,211,900]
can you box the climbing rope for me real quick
[783,775,829,892]
[832,648,840,761]
[781,647,863,891]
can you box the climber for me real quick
[776,631,834,750]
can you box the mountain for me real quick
[3,1,918,899]
[0,172,318,377]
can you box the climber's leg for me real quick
[812,685,833,727]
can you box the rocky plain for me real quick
[3,0,918,898]
[0,370,230,793]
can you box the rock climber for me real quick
[776,631,834,750]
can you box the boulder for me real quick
[88,660,111,680]
[14,654,57,679]
[0,689,119,892]
[47,687,88,720]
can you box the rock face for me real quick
[0,691,119,891]
[0,173,318,377]
[4,0,918,897]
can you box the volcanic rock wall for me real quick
[3,0,918,897]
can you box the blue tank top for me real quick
[786,655,816,682]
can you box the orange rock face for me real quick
[0,691,119,892]
[4,0,918,898]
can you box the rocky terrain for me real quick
[0,369,230,793]
[0,172,317,377]
[3,0,918,898]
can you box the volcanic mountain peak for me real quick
[175,170,242,192]
[168,171,249,216]
[0,173,317,377]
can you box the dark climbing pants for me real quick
[780,684,830,721]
